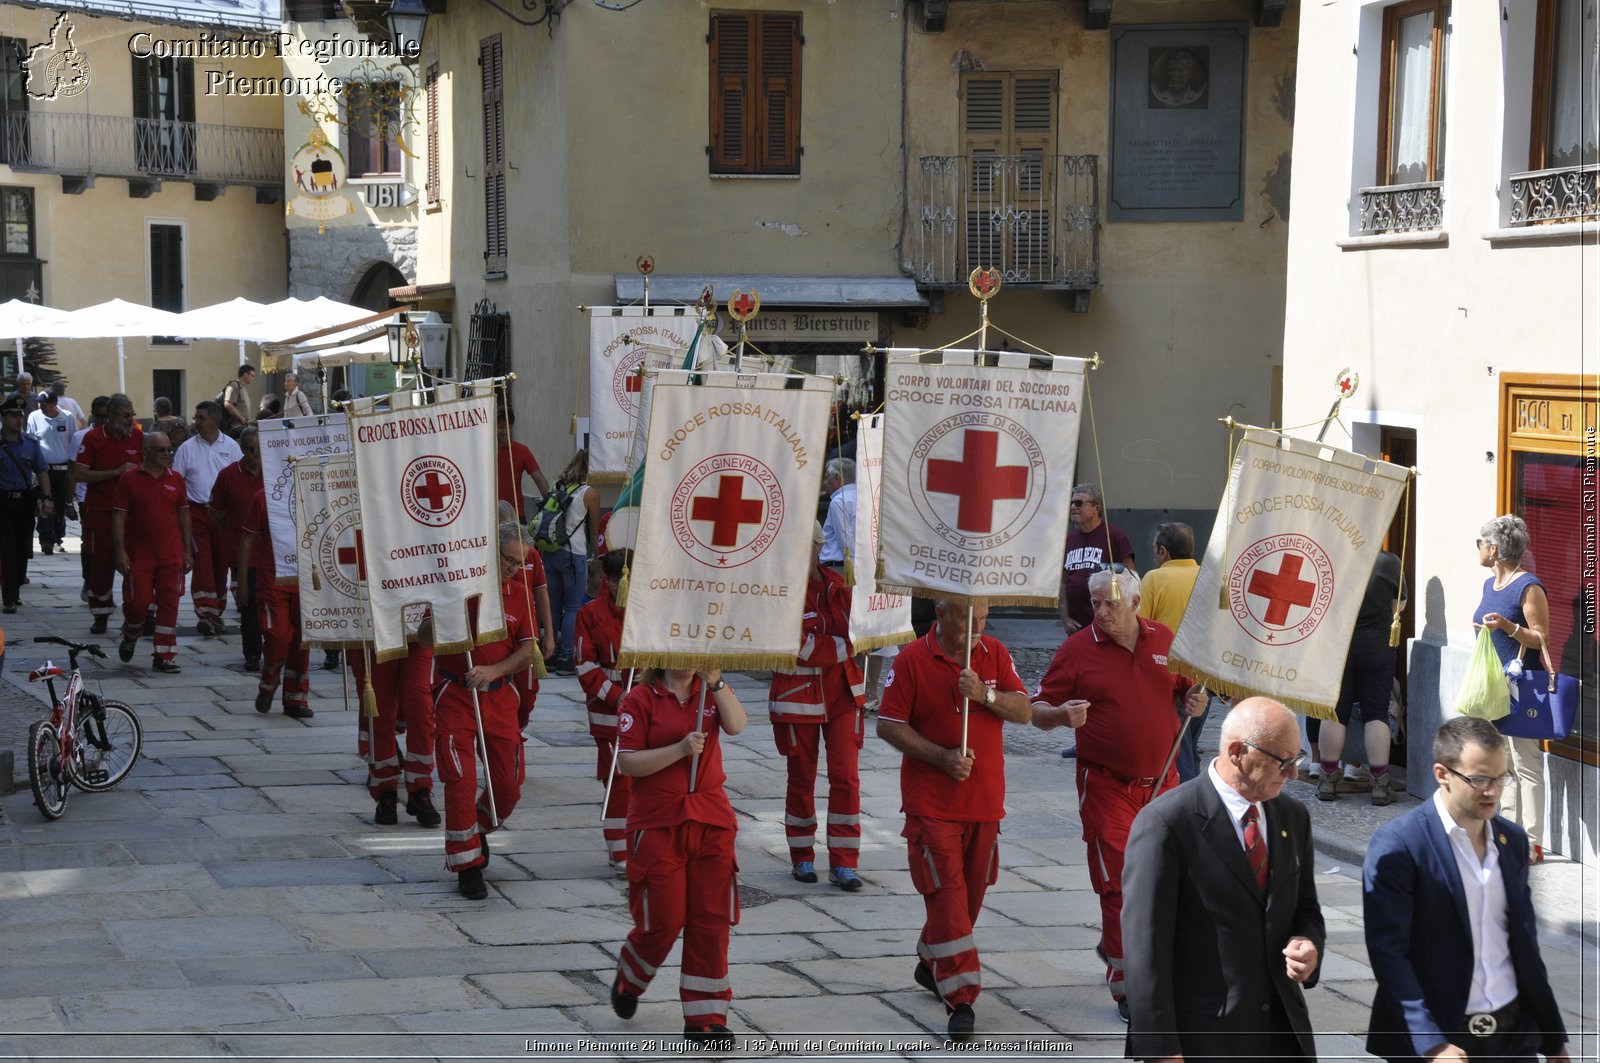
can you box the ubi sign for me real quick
[362,182,415,209]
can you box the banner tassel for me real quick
[1389,611,1403,649]
[616,564,631,607]
[843,547,856,588]
[361,674,378,718]
[876,554,887,582]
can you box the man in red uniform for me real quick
[876,598,1031,1039]
[575,549,631,875]
[238,490,313,719]
[210,428,263,670]
[505,546,555,731]
[1030,566,1209,1022]
[111,432,192,673]
[70,394,142,633]
[352,644,440,828]
[171,400,241,635]
[495,408,549,519]
[769,522,867,890]
[430,522,537,899]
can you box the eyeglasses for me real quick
[147,446,172,454]
[499,553,525,568]
[1098,562,1128,574]
[1070,499,1092,507]
[1241,739,1307,773]
[1445,766,1514,791]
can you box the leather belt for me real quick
[1465,999,1520,1038]
[434,668,504,693]
[1083,760,1159,787]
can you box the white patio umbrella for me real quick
[0,300,72,374]
[53,298,186,393]
[171,297,279,358]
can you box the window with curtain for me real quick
[1379,0,1450,185]
[1534,0,1599,169]
[346,80,404,178]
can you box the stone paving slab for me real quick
[283,911,478,951]
[204,857,394,887]
[279,973,498,1019]
[58,983,295,1030]
[107,913,311,959]
[129,832,352,865]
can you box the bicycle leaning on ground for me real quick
[26,635,143,820]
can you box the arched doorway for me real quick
[351,262,407,312]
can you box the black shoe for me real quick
[406,790,442,828]
[254,692,273,714]
[282,704,314,720]
[610,974,638,1019]
[947,1003,976,1039]
[1117,998,1130,1024]
[374,792,399,825]
[914,960,939,999]
[457,866,487,900]
[552,658,576,676]
[118,638,135,662]
[243,657,260,672]
[40,543,52,555]
[151,659,181,674]
[3,604,17,615]
[683,1025,735,1051]
[142,616,155,637]
[322,651,341,671]
[479,833,490,867]
[89,616,107,634]
[195,618,219,636]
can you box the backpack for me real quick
[215,381,244,438]
[531,483,580,553]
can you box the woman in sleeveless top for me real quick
[539,449,599,673]
[1472,514,1552,861]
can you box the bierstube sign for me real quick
[619,370,830,670]
[849,413,913,652]
[293,454,371,649]
[1169,429,1409,719]
[878,350,1087,605]
[349,392,501,661]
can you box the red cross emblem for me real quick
[625,370,644,394]
[1227,534,1335,646]
[637,255,654,275]
[670,454,785,570]
[1335,368,1359,399]
[727,289,761,322]
[1247,553,1316,626]
[413,471,453,511]
[401,455,468,528]
[925,430,1029,533]
[691,474,764,548]
[968,267,1002,300]
[337,529,367,581]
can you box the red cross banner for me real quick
[848,413,914,652]
[258,414,350,586]
[618,370,831,670]
[878,350,1088,605]
[349,392,503,661]
[293,454,372,649]
[1168,429,1410,718]
[588,307,730,484]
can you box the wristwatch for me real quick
[708,678,726,693]
[984,688,996,707]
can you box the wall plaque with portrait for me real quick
[1108,23,1248,222]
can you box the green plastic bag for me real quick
[1454,625,1511,720]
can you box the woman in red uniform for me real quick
[574,549,631,875]
[609,665,747,1048]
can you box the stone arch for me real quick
[349,261,408,312]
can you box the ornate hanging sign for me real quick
[286,125,354,226]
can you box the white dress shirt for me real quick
[1207,759,1268,856]
[1432,790,1518,1013]
[172,431,242,504]
[26,408,76,465]
[821,482,856,564]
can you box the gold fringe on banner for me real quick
[842,550,856,588]
[854,630,917,653]
[589,472,627,486]
[875,556,887,582]
[617,651,798,672]
[361,675,378,718]
[1171,662,1339,722]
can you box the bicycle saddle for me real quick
[28,662,64,683]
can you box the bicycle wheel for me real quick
[72,698,142,792]
[28,721,69,820]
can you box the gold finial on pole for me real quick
[637,255,655,312]
[968,267,1001,352]
[727,288,761,375]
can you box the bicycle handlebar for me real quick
[31,636,107,659]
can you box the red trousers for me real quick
[618,821,739,1026]
[773,710,863,868]
[435,683,523,872]
[905,815,999,1008]
[257,585,310,712]
[1076,760,1177,1001]
[188,507,226,623]
[83,508,117,619]
[511,668,539,731]
[120,560,182,664]
[352,649,437,799]
[594,735,633,868]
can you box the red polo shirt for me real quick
[1032,617,1190,781]
[496,441,542,517]
[241,489,276,580]
[618,675,736,831]
[209,461,260,566]
[879,629,1026,823]
[111,466,188,562]
[433,579,533,736]
[76,425,144,513]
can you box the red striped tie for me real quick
[1242,806,1269,892]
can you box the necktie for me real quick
[1242,806,1269,892]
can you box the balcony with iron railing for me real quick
[1508,163,1599,226]
[1357,181,1444,235]
[2,111,283,194]
[913,154,1100,292]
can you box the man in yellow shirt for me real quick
[1137,523,1207,779]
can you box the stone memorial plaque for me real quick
[1108,23,1248,221]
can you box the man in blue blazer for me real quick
[1363,716,1569,1062]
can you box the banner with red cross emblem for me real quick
[618,370,831,670]
[588,307,730,484]
[258,413,350,586]
[293,454,372,649]
[878,350,1088,605]
[1169,428,1410,718]
[349,392,502,662]
[849,413,913,652]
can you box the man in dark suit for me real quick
[1123,696,1325,1061]
[1363,716,1569,1063]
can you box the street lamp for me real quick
[386,0,429,58]
[386,311,450,370]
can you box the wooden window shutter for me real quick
[710,13,751,172]
[426,63,440,204]
[758,13,800,173]
[149,224,183,315]
[132,57,152,120]
[177,58,195,122]
[481,35,506,273]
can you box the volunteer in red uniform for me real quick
[495,408,549,518]
[209,428,263,670]
[111,433,192,673]
[1030,566,1209,1022]
[574,549,631,875]
[238,489,313,719]
[353,642,440,828]
[769,522,867,890]
[505,544,555,731]
[609,665,748,1049]
[171,400,241,635]
[70,394,142,633]
[876,598,1031,1039]
[429,522,537,900]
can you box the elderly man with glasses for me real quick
[111,433,193,673]
[1362,715,1568,1063]
[1122,696,1325,1061]
[1031,565,1208,1022]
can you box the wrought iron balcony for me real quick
[1,111,283,189]
[913,154,1100,289]
[1508,164,1599,226]
[1358,181,1444,235]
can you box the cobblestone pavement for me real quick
[0,536,1594,1061]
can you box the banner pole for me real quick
[960,603,973,757]
[1148,709,1193,808]
[599,668,637,824]
[464,647,501,828]
[687,679,710,794]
